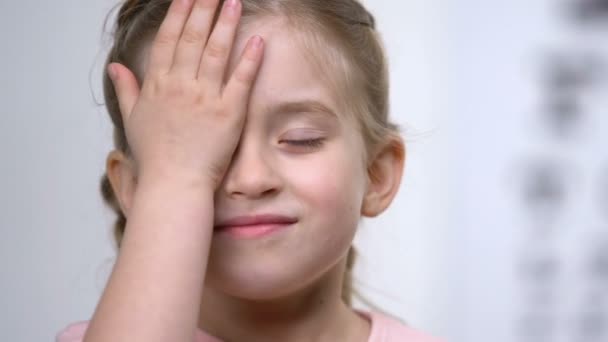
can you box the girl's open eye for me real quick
[281,138,325,149]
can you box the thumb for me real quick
[107,62,140,121]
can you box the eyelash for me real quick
[282,138,325,148]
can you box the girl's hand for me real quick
[107,0,264,189]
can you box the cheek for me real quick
[284,147,366,224]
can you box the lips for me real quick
[214,214,298,230]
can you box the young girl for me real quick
[57,0,443,341]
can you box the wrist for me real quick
[135,171,215,207]
[137,167,216,193]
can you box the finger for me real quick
[222,36,264,112]
[171,0,220,77]
[108,63,140,121]
[197,0,241,91]
[146,0,194,76]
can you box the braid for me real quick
[342,245,358,306]
[100,173,127,249]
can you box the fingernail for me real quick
[226,0,239,11]
[107,64,117,80]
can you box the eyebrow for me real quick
[265,100,338,119]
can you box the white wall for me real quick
[1,1,120,341]
[443,0,608,341]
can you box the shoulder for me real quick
[55,320,221,342]
[356,309,446,342]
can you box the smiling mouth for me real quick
[214,222,294,239]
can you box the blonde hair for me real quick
[100,0,403,313]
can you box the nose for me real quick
[220,140,282,199]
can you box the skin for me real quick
[90,0,405,341]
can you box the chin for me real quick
[208,269,304,300]
[206,259,329,301]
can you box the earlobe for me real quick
[361,137,406,217]
[106,150,137,217]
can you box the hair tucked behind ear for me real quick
[99,0,401,317]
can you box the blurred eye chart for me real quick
[515,2,608,340]
[444,0,608,341]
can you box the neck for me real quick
[197,257,370,342]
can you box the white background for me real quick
[2,0,607,341]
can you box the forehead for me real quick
[227,18,342,116]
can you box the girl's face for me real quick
[201,18,369,299]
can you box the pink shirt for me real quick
[56,309,444,342]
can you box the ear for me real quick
[361,137,406,217]
[106,150,138,217]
